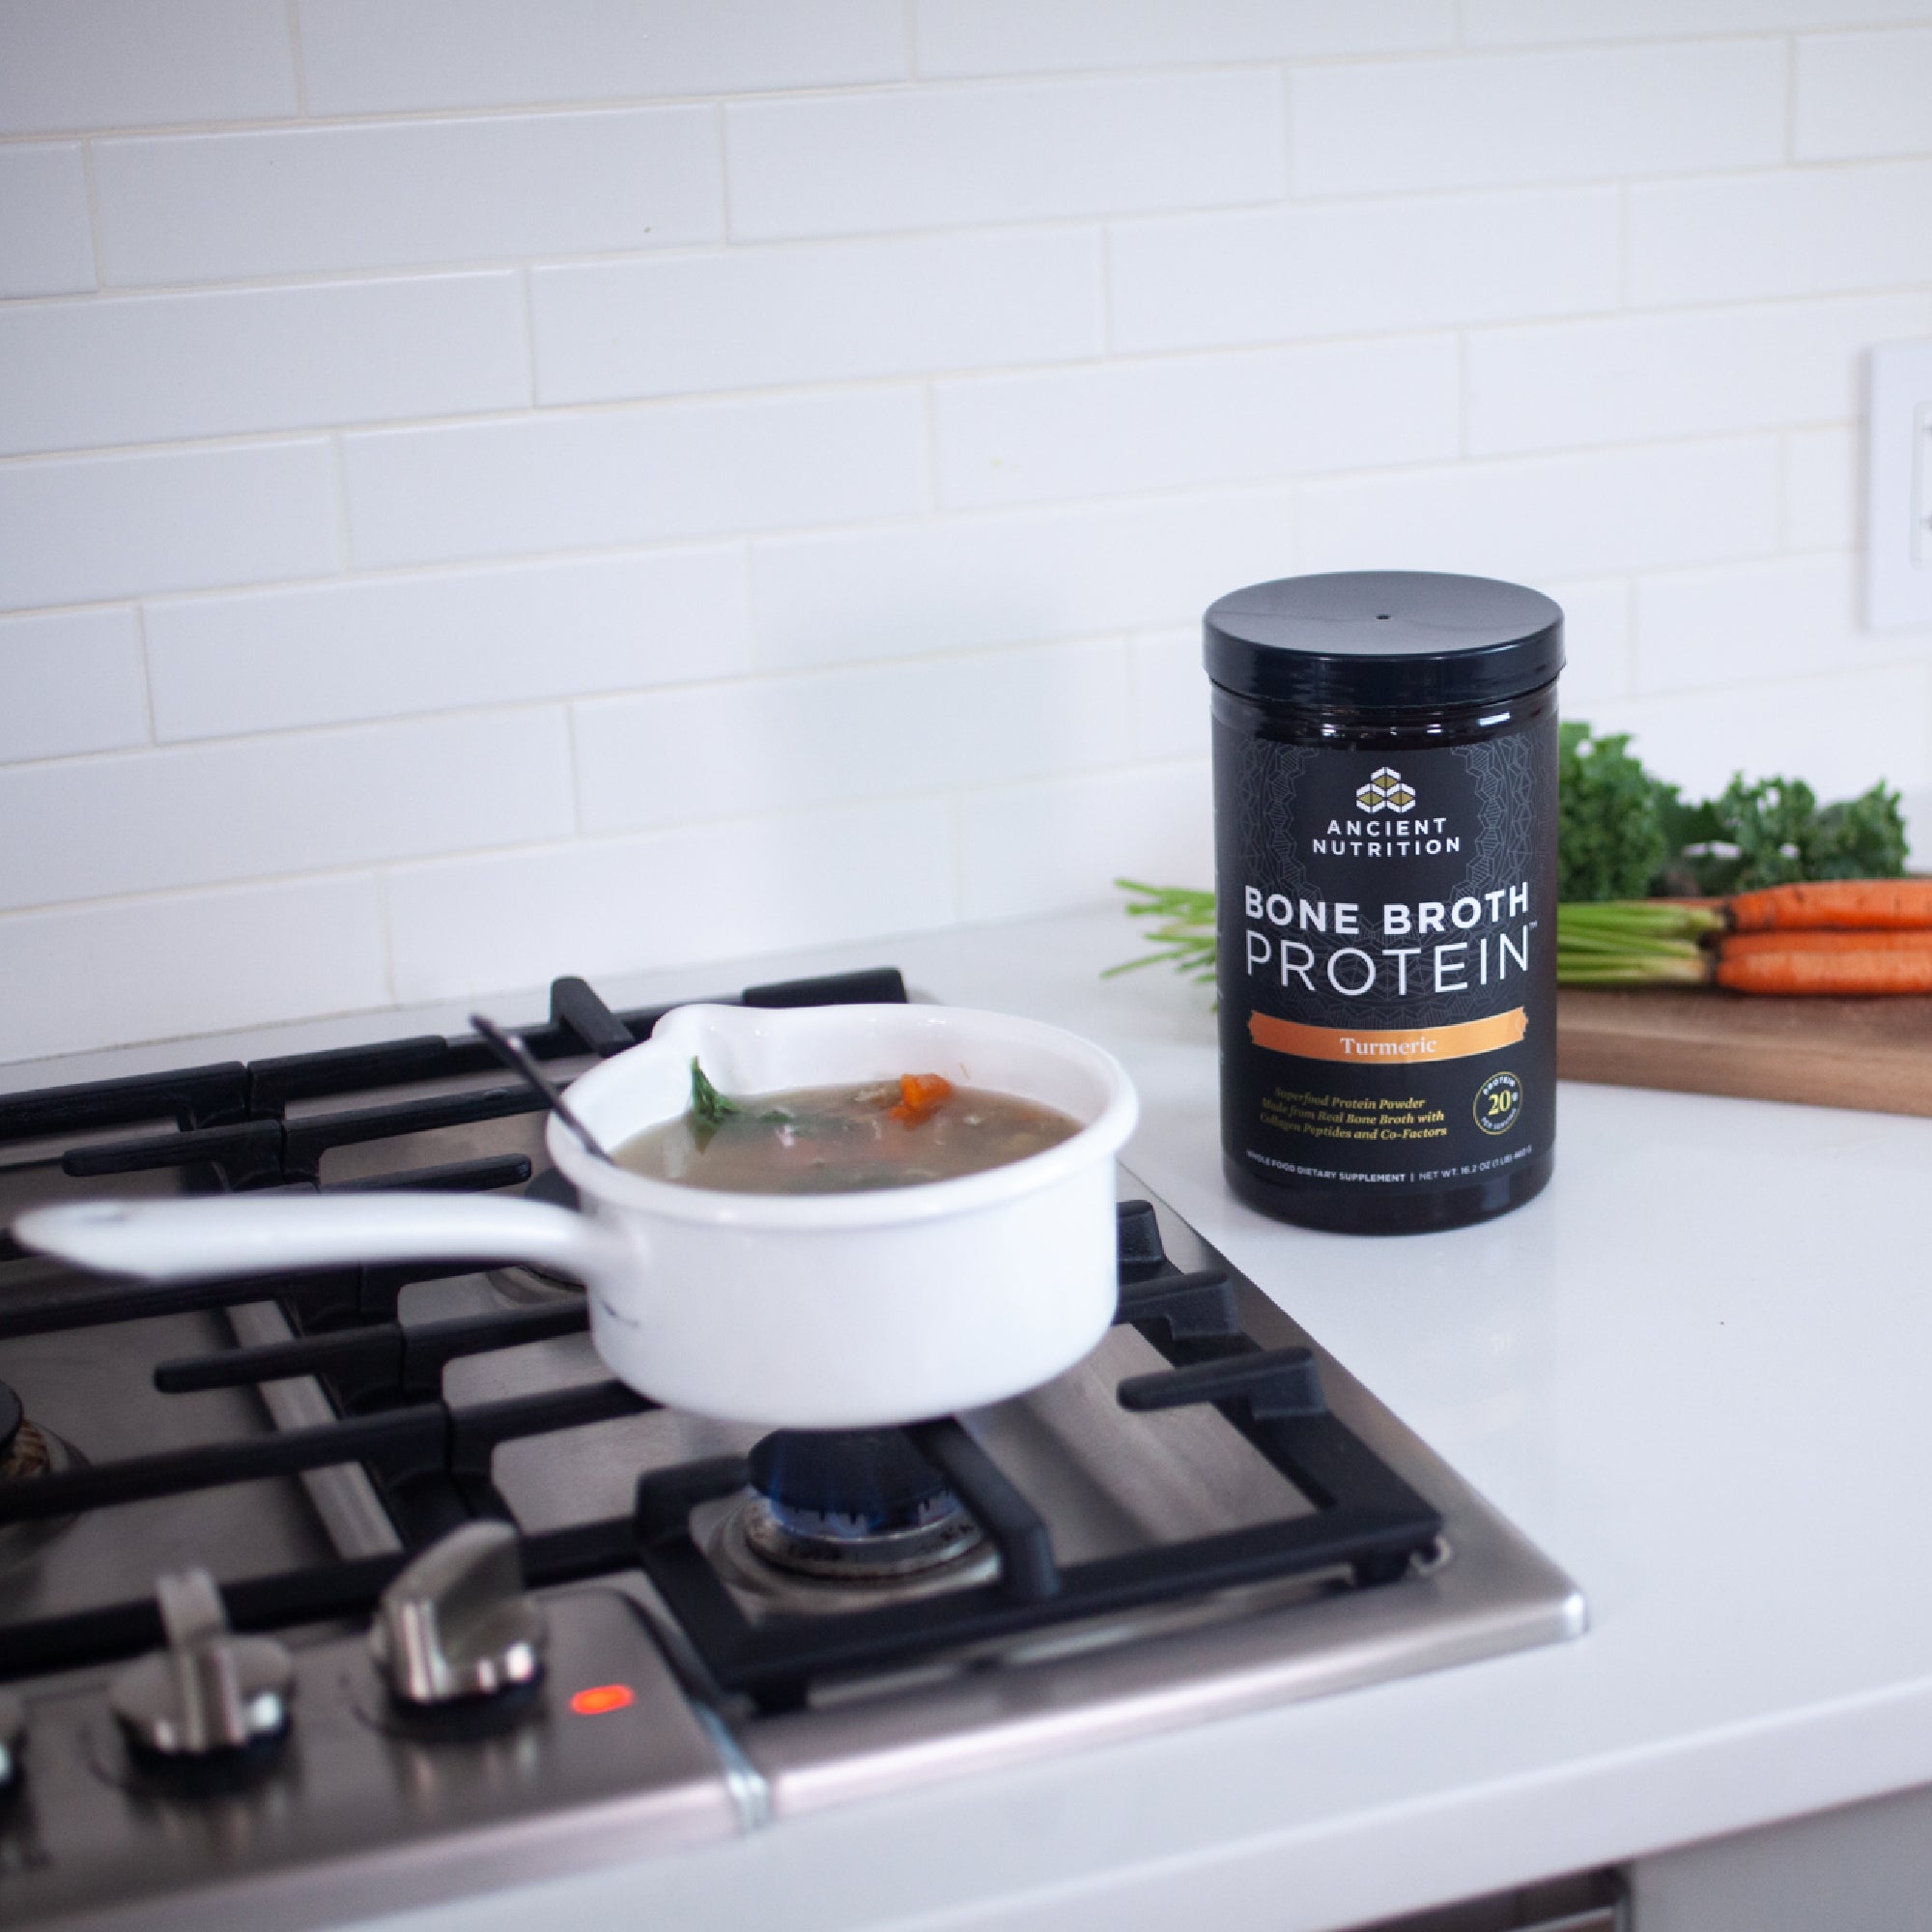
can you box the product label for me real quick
[1213,721,1556,1205]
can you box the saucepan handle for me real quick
[13,1193,629,1291]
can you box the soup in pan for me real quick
[613,1063,1082,1195]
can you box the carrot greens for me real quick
[1104,879,1217,983]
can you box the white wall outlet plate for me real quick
[1866,340,1932,629]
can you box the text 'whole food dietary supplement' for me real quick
[1207,571,1563,1235]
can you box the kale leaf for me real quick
[1559,724,1910,896]
[1557,722,1674,901]
[1807,781,1910,880]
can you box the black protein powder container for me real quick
[1207,571,1563,1236]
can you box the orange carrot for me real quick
[1728,879,1932,931]
[1716,949,1932,995]
[1721,928,1932,959]
[887,1072,953,1125]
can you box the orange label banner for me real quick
[1249,1009,1526,1065]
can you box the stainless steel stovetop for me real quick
[0,971,1584,1932]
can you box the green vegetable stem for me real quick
[688,1058,739,1128]
[1553,899,1721,984]
[1104,880,1217,983]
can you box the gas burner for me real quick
[488,1167,587,1305]
[0,1378,81,1571]
[708,1430,998,1611]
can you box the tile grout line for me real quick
[563,701,586,836]
[77,137,106,290]
[131,604,158,745]
[284,0,311,118]
[713,99,734,244]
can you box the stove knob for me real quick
[110,1570,294,1758]
[0,1688,23,1792]
[369,1521,546,1707]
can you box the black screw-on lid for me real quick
[1205,570,1563,712]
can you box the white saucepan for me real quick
[14,1005,1139,1430]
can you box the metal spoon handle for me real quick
[469,1014,616,1166]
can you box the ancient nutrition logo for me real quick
[1355,766,1416,814]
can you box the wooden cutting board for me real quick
[1557,986,1932,1117]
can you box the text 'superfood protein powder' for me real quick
[1208,571,1562,1235]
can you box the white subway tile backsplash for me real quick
[0,876,389,1062]
[957,763,1211,922]
[0,273,529,458]
[1586,662,1932,804]
[1635,553,1932,695]
[94,109,722,286]
[936,336,1458,508]
[1127,630,1209,761]
[1630,160,1932,305]
[532,229,1102,406]
[0,0,297,134]
[915,0,1452,73]
[751,489,1293,671]
[1465,0,1932,44]
[1292,42,1786,198]
[0,440,337,612]
[0,145,94,298]
[0,5,1923,1054]
[0,709,573,912]
[144,546,749,740]
[1297,440,1782,582]
[1796,29,1932,161]
[342,387,928,568]
[0,608,149,762]
[573,639,1130,835]
[1783,426,1861,553]
[724,72,1285,242]
[298,0,907,115]
[1465,294,1932,456]
[1543,577,1633,705]
[1109,187,1619,355]
[384,798,955,1002]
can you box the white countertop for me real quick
[14,909,1932,1931]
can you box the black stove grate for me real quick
[0,968,1442,1707]
[0,966,912,1202]
[629,1201,1441,1712]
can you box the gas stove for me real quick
[0,969,1584,1932]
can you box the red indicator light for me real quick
[570,1683,636,1717]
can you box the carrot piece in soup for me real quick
[888,1072,953,1124]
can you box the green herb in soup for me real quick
[615,1064,1081,1194]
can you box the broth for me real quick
[614,1074,1081,1195]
